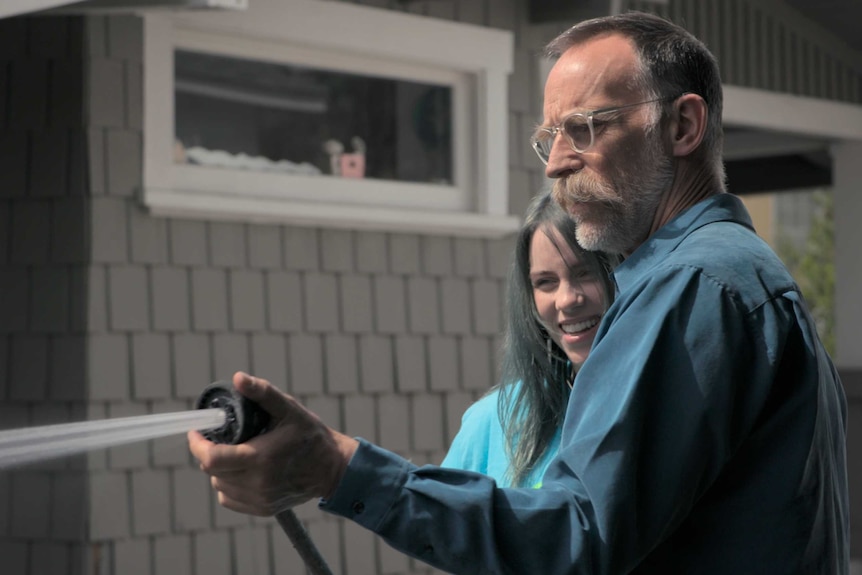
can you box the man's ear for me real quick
[669,93,708,157]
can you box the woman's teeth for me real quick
[561,317,599,334]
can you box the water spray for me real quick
[0,382,334,575]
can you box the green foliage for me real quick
[775,191,835,355]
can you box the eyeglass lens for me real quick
[532,114,593,162]
[563,115,593,151]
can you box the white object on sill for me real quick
[323,139,345,176]
[184,145,321,175]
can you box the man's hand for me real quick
[188,371,359,516]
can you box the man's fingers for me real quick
[212,476,301,516]
[187,429,211,462]
[232,371,296,420]
[215,492,271,517]
[187,429,260,473]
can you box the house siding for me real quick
[1,4,517,573]
[0,14,95,575]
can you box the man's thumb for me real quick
[232,371,290,420]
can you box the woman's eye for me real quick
[532,278,556,289]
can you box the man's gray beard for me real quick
[552,141,674,254]
[552,172,647,253]
[575,204,635,254]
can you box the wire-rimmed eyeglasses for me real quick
[530,94,683,164]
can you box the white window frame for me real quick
[142,0,519,237]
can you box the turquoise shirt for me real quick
[440,388,562,489]
[322,194,848,575]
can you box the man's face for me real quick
[540,34,674,255]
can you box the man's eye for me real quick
[564,121,590,138]
[591,119,610,133]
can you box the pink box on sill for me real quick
[340,153,365,178]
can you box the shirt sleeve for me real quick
[321,265,783,574]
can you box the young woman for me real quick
[442,191,618,487]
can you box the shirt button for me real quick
[423,544,434,555]
[352,501,365,514]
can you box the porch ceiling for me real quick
[782,0,862,55]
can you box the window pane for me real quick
[174,50,453,185]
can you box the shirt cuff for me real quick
[318,437,415,531]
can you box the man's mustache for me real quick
[551,174,624,213]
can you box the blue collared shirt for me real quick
[322,194,849,574]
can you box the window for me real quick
[142,0,518,236]
[174,49,454,186]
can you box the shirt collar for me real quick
[612,193,755,292]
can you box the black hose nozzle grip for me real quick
[195,381,270,445]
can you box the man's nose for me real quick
[545,136,584,179]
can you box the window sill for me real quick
[142,187,520,238]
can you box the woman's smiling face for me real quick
[529,226,606,368]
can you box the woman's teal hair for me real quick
[497,191,618,487]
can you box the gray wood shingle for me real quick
[208,221,246,268]
[247,224,282,270]
[288,334,324,395]
[88,471,130,539]
[360,335,395,393]
[151,267,190,332]
[283,227,319,271]
[411,394,445,451]
[428,336,459,392]
[114,538,151,575]
[265,271,304,332]
[340,274,374,333]
[131,469,171,535]
[325,334,360,394]
[304,272,339,333]
[321,228,354,272]
[169,219,207,266]
[131,333,170,399]
[87,334,129,400]
[129,206,168,264]
[172,468,212,532]
[394,335,428,392]
[229,269,266,331]
[172,333,212,399]
[374,275,407,334]
[190,268,228,331]
[250,333,288,389]
[108,265,149,331]
[407,276,439,334]
[9,335,49,400]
